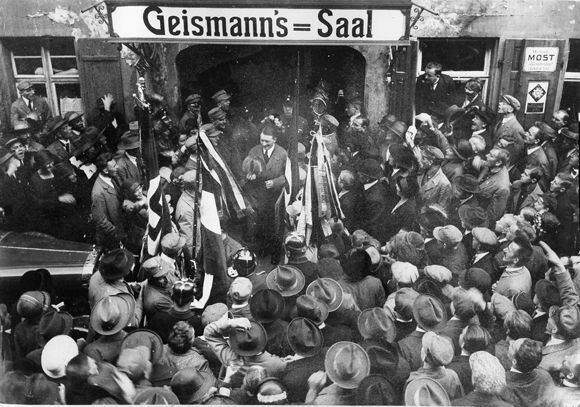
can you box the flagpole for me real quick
[191,135,202,280]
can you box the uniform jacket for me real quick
[115,153,142,187]
[91,175,124,248]
[175,190,196,259]
[10,96,52,128]
[478,166,511,225]
[417,167,453,210]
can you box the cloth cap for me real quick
[502,94,521,111]
[208,107,227,121]
[212,90,231,104]
[472,227,498,246]
[422,331,454,366]
[452,288,477,321]
[185,136,197,149]
[412,294,447,332]
[462,268,492,294]
[320,113,339,128]
[535,121,558,139]
[458,205,489,229]
[491,292,517,320]
[405,231,426,250]
[229,277,253,301]
[391,262,419,285]
[422,146,444,160]
[41,335,79,378]
[141,255,171,279]
[201,303,228,327]
[433,226,462,246]
[325,342,370,389]
[161,233,186,256]
[185,93,202,104]
[423,265,453,283]
[182,170,197,188]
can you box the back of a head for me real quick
[512,235,534,266]
[244,366,268,396]
[512,338,543,373]
[65,354,93,383]
[168,321,194,354]
[461,324,492,354]
[504,310,532,340]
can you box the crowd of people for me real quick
[0,60,579,405]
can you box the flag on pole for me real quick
[144,175,173,257]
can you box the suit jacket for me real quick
[115,153,142,187]
[531,313,549,345]
[523,146,550,191]
[541,140,558,181]
[384,197,418,243]
[440,318,466,356]
[339,189,362,233]
[478,166,510,225]
[417,167,453,211]
[493,116,525,164]
[448,195,479,229]
[91,175,124,249]
[506,369,555,407]
[360,182,391,242]
[10,96,52,128]
[47,140,72,163]
[469,251,495,279]
[508,182,543,214]
[247,144,287,192]
[397,330,425,372]
[415,73,457,116]
[175,190,196,259]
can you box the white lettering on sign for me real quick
[109,6,407,43]
[523,47,559,72]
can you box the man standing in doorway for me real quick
[415,62,457,117]
[10,81,52,128]
[493,94,525,166]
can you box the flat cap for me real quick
[502,94,521,111]
[472,227,498,246]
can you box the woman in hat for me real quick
[29,150,60,234]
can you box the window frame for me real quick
[10,38,80,117]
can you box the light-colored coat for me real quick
[417,167,453,211]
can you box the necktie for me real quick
[29,100,34,111]
[264,150,269,164]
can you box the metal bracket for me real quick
[409,3,439,30]
[81,1,109,29]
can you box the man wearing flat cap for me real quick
[493,94,525,164]
[140,255,178,321]
[11,80,52,128]
[179,93,204,134]
[418,146,453,211]
[212,89,231,111]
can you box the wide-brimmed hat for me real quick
[229,320,267,356]
[120,329,164,364]
[386,121,408,139]
[306,278,343,312]
[90,293,135,335]
[242,156,264,179]
[52,162,75,180]
[417,209,448,232]
[358,307,396,342]
[412,294,447,332]
[66,111,84,124]
[250,289,285,323]
[117,131,140,150]
[287,317,324,357]
[44,115,68,136]
[535,121,558,139]
[359,158,383,179]
[72,126,104,157]
[453,174,480,194]
[290,294,329,324]
[99,248,134,280]
[36,309,73,346]
[414,277,445,303]
[266,265,305,297]
[360,338,410,385]
[356,374,398,405]
[160,233,186,256]
[395,287,421,320]
[444,105,466,127]
[404,377,450,406]
[41,335,79,378]
[325,341,370,389]
[458,205,489,229]
[171,367,215,404]
[561,127,579,141]
[133,387,180,405]
[450,139,474,161]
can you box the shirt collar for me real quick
[510,367,523,374]
[527,146,541,155]
[473,252,489,263]
[126,151,138,166]
[505,266,523,274]
[546,337,566,347]
[472,128,486,136]
[363,180,378,190]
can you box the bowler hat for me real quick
[433,225,463,246]
[250,289,285,323]
[99,248,134,280]
[133,387,180,405]
[450,139,474,161]
[117,131,140,150]
[502,94,521,111]
[17,290,51,319]
[453,174,479,194]
[212,90,231,104]
[404,377,450,406]
[472,106,495,125]
[306,278,343,312]
[161,233,186,256]
[185,93,202,105]
[229,277,253,301]
[17,80,33,91]
[386,121,408,139]
[171,278,195,306]
[120,329,164,364]
[358,307,396,342]
[267,265,306,297]
[140,255,171,279]
[290,294,329,324]
[472,227,498,247]
[36,309,73,346]
[229,320,267,356]
[458,205,489,229]
[356,374,398,405]
[287,317,324,357]
[41,335,79,378]
[90,293,135,335]
[412,294,447,332]
[359,158,383,179]
[535,279,562,310]
[325,341,370,389]
[208,107,227,121]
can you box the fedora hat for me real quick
[133,387,180,405]
[359,158,384,180]
[417,209,447,232]
[90,293,135,335]
[250,289,285,323]
[444,105,466,127]
[561,127,579,141]
[36,309,73,346]
[306,278,343,312]
[356,374,398,406]
[229,320,267,356]
[66,111,84,124]
[117,131,140,150]
[290,294,329,324]
[72,126,104,157]
[404,377,450,406]
[472,106,495,125]
[450,139,474,161]
[395,287,421,321]
[120,329,164,364]
[458,205,489,229]
[171,367,215,404]
[358,307,397,342]
[325,341,370,389]
[412,294,447,332]
[386,121,408,139]
[52,162,75,180]
[41,335,79,378]
[45,115,68,136]
[266,265,305,297]
[287,317,324,357]
[453,174,480,194]
[360,338,399,374]
[99,248,134,280]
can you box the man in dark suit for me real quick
[337,169,361,233]
[415,62,457,118]
[115,131,142,187]
[246,124,287,261]
[10,81,52,128]
[520,125,550,191]
[358,158,390,243]
[46,116,74,162]
[91,152,125,250]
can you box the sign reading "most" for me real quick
[523,47,559,72]
[109,6,408,43]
